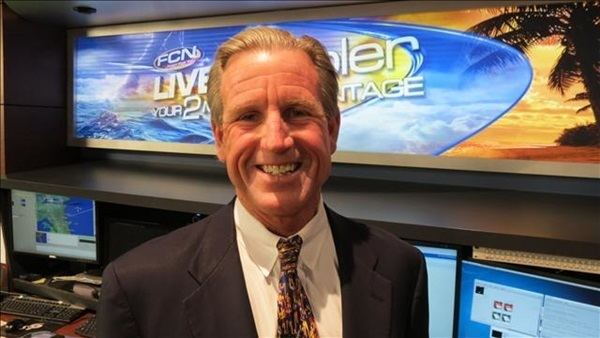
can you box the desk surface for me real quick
[1,312,93,338]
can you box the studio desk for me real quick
[1,159,599,261]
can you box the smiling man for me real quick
[213,46,338,237]
[98,27,428,338]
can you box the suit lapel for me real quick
[180,202,390,337]
[327,207,392,338]
[183,202,257,338]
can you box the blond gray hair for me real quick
[207,26,339,125]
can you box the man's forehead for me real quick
[223,73,318,99]
[222,48,317,83]
[220,49,320,106]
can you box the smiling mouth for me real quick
[258,163,300,176]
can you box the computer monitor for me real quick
[458,260,599,338]
[415,244,459,338]
[10,189,98,264]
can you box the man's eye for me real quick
[238,112,258,122]
[287,108,310,118]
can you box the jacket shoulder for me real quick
[106,204,232,277]
[327,206,423,267]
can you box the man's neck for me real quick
[238,199,320,237]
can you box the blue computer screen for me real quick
[415,245,458,338]
[11,189,98,263]
[458,260,599,338]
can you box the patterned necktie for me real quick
[276,235,319,338]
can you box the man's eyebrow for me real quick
[227,99,262,116]
[281,98,319,110]
[229,103,253,115]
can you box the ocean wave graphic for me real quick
[76,106,213,143]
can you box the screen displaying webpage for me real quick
[416,245,458,338]
[459,260,599,338]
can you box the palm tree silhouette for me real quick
[566,92,591,114]
[468,2,600,124]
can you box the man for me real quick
[98,26,428,338]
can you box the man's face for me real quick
[212,49,340,230]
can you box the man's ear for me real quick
[211,122,226,162]
[328,113,341,154]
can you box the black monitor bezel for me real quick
[8,189,101,265]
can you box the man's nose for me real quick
[261,111,293,152]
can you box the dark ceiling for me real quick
[5,0,386,28]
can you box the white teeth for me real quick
[260,163,297,176]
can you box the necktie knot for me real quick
[277,235,302,270]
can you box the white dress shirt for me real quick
[234,198,343,338]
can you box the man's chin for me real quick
[241,193,317,219]
[255,198,303,216]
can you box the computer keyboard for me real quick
[75,315,97,338]
[0,291,85,323]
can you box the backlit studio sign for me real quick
[74,18,531,155]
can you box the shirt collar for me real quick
[234,197,329,278]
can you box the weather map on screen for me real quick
[11,190,98,263]
[36,194,95,237]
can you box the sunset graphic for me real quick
[386,3,599,163]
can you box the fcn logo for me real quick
[153,46,201,71]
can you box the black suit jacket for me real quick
[97,202,428,338]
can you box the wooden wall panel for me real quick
[1,3,76,174]
[2,3,65,107]
[3,105,77,172]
